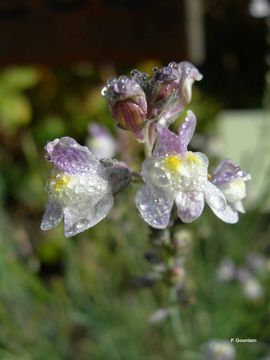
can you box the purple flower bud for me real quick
[101,76,147,141]
[147,61,202,126]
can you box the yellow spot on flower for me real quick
[185,152,201,165]
[53,175,71,192]
[208,173,212,180]
[232,178,245,190]
[164,155,182,172]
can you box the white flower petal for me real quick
[175,191,204,223]
[234,200,245,213]
[63,192,114,237]
[41,201,63,231]
[210,204,239,224]
[135,185,174,229]
[204,181,227,212]
[219,179,247,203]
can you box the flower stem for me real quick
[169,286,188,347]
[148,224,189,348]
[144,124,152,158]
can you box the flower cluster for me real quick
[41,61,251,237]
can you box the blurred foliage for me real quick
[0,64,269,360]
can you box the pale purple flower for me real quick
[136,111,230,228]
[101,76,147,141]
[41,137,130,237]
[147,61,202,126]
[202,339,236,360]
[87,122,117,159]
[211,160,251,223]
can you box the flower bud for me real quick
[147,61,202,126]
[101,76,147,141]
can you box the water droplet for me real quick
[45,153,52,162]
[107,77,117,87]
[101,87,107,96]
[149,167,170,188]
[168,62,177,69]
[119,75,128,83]
[131,69,139,76]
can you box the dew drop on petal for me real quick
[149,167,170,188]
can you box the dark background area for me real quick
[0,0,267,108]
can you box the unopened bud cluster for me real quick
[101,62,202,140]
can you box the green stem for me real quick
[169,282,188,347]
[143,125,152,158]
[148,223,189,348]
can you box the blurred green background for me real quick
[0,1,270,359]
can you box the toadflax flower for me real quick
[41,137,130,237]
[146,61,202,126]
[136,111,238,228]
[211,160,251,223]
[101,76,147,141]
